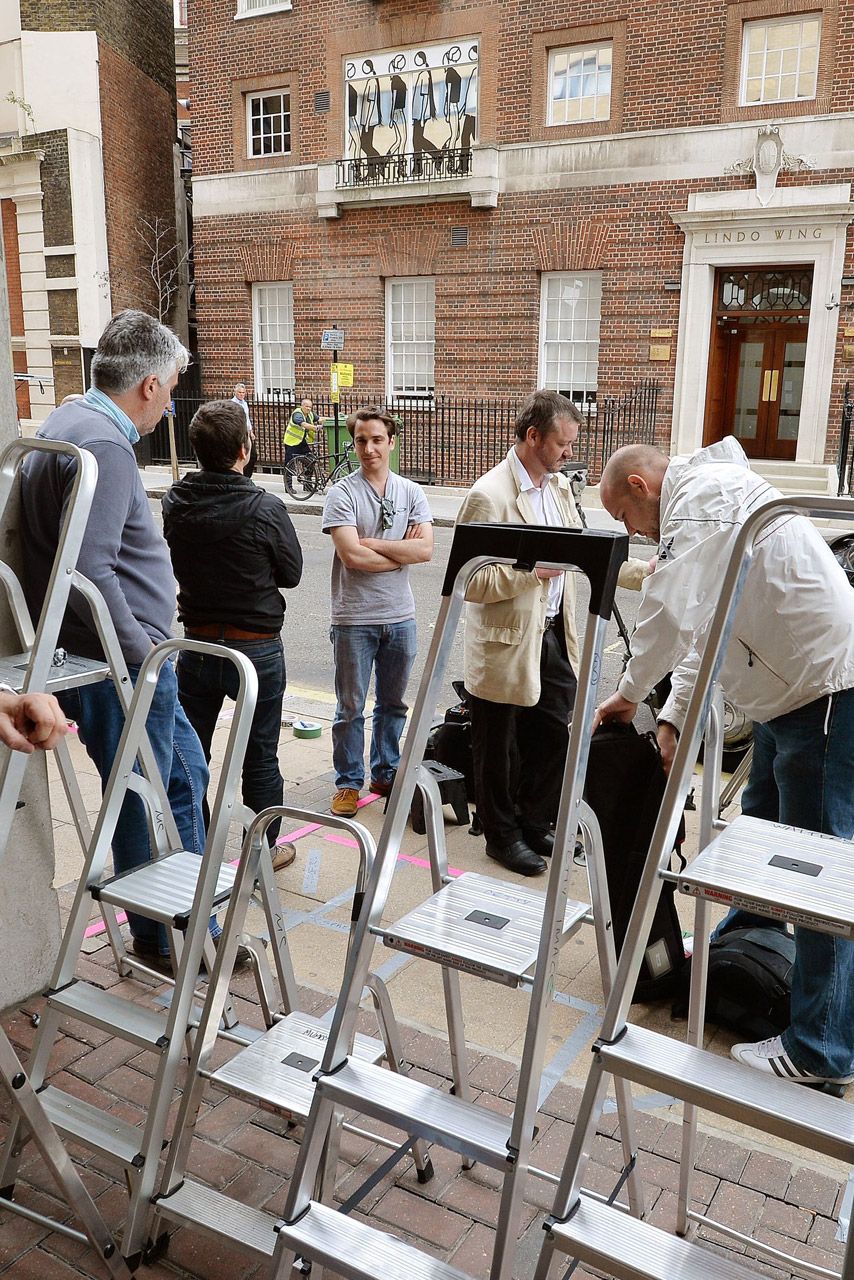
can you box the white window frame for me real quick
[252,282,295,398]
[385,278,436,399]
[246,88,292,158]
[739,14,821,106]
[537,272,602,408]
[235,0,293,19]
[547,42,613,126]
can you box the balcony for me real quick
[316,144,498,219]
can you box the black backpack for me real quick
[673,926,795,1040]
[584,723,687,1003]
[425,682,476,804]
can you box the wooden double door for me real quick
[705,321,808,461]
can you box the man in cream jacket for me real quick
[456,390,647,876]
[595,436,854,1087]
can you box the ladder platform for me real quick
[210,1012,385,1121]
[48,980,170,1052]
[94,850,237,926]
[547,1195,762,1280]
[596,1024,854,1163]
[0,650,110,694]
[378,871,589,986]
[155,1180,277,1258]
[317,1057,513,1168]
[677,815,854,937]
[39,1086,144,1167]
[275,1200,472,1280]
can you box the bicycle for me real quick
[284,439,357,500]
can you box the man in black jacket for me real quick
[162,400,303,864]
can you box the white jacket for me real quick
[618,437,854,730]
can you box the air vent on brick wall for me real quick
[450,226,469,247]
[315,90,331,113]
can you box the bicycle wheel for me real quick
[285,455,321,500]
[329,455,356,486]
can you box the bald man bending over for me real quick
[594,434,854,1089]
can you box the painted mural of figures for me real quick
[358,72,382,158]
[389,75,408,155]
[347,81,361,159]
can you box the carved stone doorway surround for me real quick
[670,184,852,464]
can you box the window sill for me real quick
[234,1,292,19]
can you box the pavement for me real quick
[0,474,849,1280]
[137,464,626,532]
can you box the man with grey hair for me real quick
[21,309,212,975]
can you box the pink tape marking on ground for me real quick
[324,832,359,848]
[84,911,127,939]
[397,853,463,877]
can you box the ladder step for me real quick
[678,814,854,937]
[155,1180,277,1259]
[275,1201,471,1280]
[597,1025,854,1163]
[0,651,110,694]
[210,1012,384,1121]
[48,980,170,1052]
[317,1058,513,1168]
[378,871,589,985]
[39,1086,143,1167]
[94,850,237,926]
[547,1196,762,1280]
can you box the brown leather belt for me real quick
[185,623,278,642]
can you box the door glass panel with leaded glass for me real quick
[778,339,806,441]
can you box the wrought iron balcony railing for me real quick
[336,148,473,188]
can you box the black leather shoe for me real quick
[485,839,546,876]
[522,829,555,857]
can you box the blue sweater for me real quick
[21,400,176,664]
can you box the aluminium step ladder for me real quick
[0,439,139,1278]
[377,757,643,1198]
[268,521,637,1280]
[536,493,854,1280]
[147,801,432,1270]
[0,635,260,1268]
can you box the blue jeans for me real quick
[715,688,854,1076]
[59,660,209,952]
[331,621,417,790]
[177,638,286,844]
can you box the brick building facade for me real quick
[190,0,854,483]
[0,0,179,427]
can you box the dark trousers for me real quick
[469,621,576,846]
[284,439,310,487]
[177,637,286,845]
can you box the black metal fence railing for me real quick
[837,381,853,497]
[142,382,660,487]
[336,148,473,188]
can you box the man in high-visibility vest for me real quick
[283,396,317,493]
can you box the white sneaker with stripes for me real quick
[730,1035,854,1086]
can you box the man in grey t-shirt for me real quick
[322,407,433,817]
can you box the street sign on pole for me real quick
[321,329,345,351]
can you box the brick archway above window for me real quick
[375,229,442,278]
[239,239,295,283]
[531,221,610,272]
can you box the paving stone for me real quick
[741,1150,794,1198]
[806,1213,846,1255]
[185,1137,248,1190]
[760,1197,813,1241]
[703,1180,766,1236]
[372,1186,469,1249]
[69,1037,142,1084]
[227,1120,300,1176]
[467,1054,517,1095]
[785,1166,839,1216]
[696,1133,749,1182]
[448,1221,495,1280]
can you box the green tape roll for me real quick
[293,719,322,739]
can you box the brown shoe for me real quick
[331,787,360,817]
[271,840,297,871]
[368,778,394,797]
